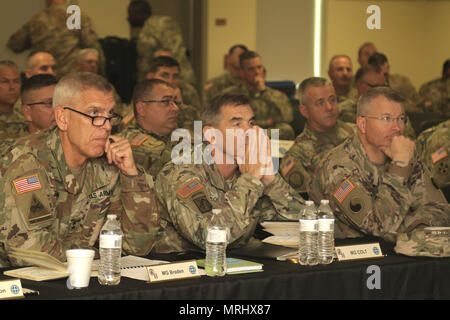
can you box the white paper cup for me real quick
[66,249,95,289]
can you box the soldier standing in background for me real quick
[7,0,105,78]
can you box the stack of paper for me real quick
[261,221,299,248]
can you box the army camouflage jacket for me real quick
[203,72,241,103]
[154,149,305,252]
[119,122,174,177]
[309,134,450,242]
[416,119,450,189]
[0,127,161,267]
[280,121,355,193]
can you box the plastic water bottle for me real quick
[98,214,123,285]
[299,201,318,266]
[318,200,335,265]
[205,209,228,277]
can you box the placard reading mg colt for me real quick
[0,279,24,300]
[146,260,200,283]
[334,243,383,261]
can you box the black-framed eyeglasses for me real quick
[63,107,122,127]
[141,99,182,107]
[360,114,407,125]
[25,100,53,107]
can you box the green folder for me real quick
[197,257,263,274]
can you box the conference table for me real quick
[1,236,449,302]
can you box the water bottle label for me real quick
[299,219,318,232]
[206,229,227,243]
[318,219,334,232]
[100,234,122,248]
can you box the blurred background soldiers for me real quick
[357,42,377,67]
[134,0,197,85]
[7,0,105,78]
[146,56,200,111]
[76,48,100,74]
[368,52,421,112]
[223,51,294,139]
[203,44,248,103]
[419,59,450,120]
[328,55,357,103]
[119,79,179,176]
[281,77,355,194]
[25,51,57,78]
[0,61,25,125]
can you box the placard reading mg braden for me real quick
[146,260,200,283]
[334,243,383,261]
[0,279,24,300]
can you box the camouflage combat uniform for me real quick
[223,82,295,140]
[418,78,450,119]
[7,3,105,78]
[154,146,305,252]
[179,80,201,111]
[416,119,450,189]
[137,15,196,85]
[337,86,358,104]
[203,72,241,103]
[119,122,174,177]
[309,134,450,257]
[280,121,355,193]
[0,126,162,267]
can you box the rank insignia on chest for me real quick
[131,134,149,147]
[13,174,42,194]
[177,179,203,199]
[431,147,448,164]
[334,179,354,203]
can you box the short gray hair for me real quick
[0,60,18,70]
[76,48,99,63]
[297,77,333,105]
[357,86,405,116]
[53,72,113,109]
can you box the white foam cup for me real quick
[66,249,95,289]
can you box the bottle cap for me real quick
[320,199,329,204]
[107,214,117,220]
[212,209,222,215]
[305,200,314,206]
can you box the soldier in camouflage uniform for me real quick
[340,65,416,139]
[154,93,305,252]
[328,55,358,103]
[223,51,294,140]
[119,79,179,177]
[136,6,196,86]
[7,0,105,78]
[280,78,356,193]
[310,87,450,257]
[418,60,450,120]
[0,72,162,267]
[203,44,248,103]
[416,119,450,190]
[145,56,201,112]
[0,61,26,126]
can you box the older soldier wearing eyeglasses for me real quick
[309,87,450,257]
[119,79,180,177]
[0,72,162,267]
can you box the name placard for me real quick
[335,243,383,261]
[146,260,200,283]
[0,279,24,300]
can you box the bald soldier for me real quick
[280,77,355,193]
[119,79,179,177]
[310,87,450,257]
[0,72,162,267]
[154,93,305,252]
[416,119,450,191]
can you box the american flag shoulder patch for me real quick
[177,179,203,199]
[131,134,149,147]
[13,174,42,195]
[334,179,354,203]
[431,147,448,164]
